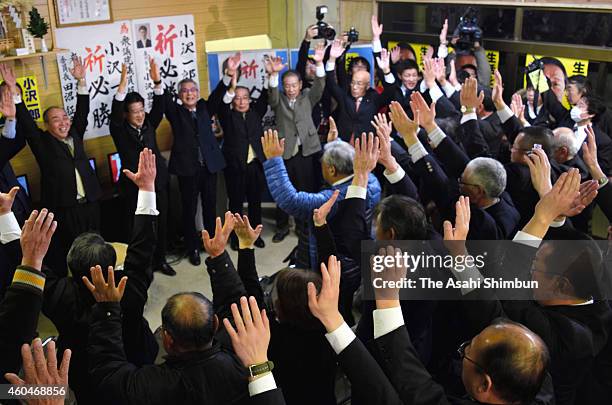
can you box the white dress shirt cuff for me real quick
[384,166,406,184]
[346,185,366,200]
[373,306,404,339]
[325,60,336,72]
[114,91,127,102]
[513,231,542,248]
[384,72,395,84]
[222,74,232,86]
[77,83,88,95]
[427,126,446,148]
[325,322,356,354]
[13,94,22,105]
[408,142,428,163]
[441,81,456,98]
[460,112,478,125]
[2,118,16,139]
[428,84,444,102]
[372,39,383,53]
[135,190,159,216]
[496,105,514,124]
[419,80,428,94]
[0,212,21,244]
[248,373,277,397]
[315,64,326,78]
[223,91,235,104]
[438,44,449,58]
[153,87,164,96]
[269,73,279,88]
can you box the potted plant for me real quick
[27,6,48,52]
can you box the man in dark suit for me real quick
[164,62,228,265]
[267,44,325,243]
[42,149,161,405]
[325,39,396,141]
[110,60,174,275]
[215,57,267,250]
[3,59,101,276]
[136,25,152,48]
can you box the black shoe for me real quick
[254,237,265,248]
[188,250,201,266]
[230,236,239,251]
[273,229,290,243]
[154,261,177,276]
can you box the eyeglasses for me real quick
[457,177,480,188]
[457,340,487,374]
[350,81,368,87]
[180,87,198,94]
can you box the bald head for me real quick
[350,70,370,98]
[464,320,549,404]
[161,292,216,352]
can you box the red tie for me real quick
[355,98,361,112]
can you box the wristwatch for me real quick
[461,105,475,114]
[153,80,162,85]
[597,176,609,187]
[248,361,274,378]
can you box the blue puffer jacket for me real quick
[264,157,381,269]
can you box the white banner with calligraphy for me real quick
[55,21,137,138]
[131,15,198,111]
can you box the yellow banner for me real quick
[17,75,43,123]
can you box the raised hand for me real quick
[581,125,606,180]
[327,116,338,142]
[564,180,599,217]
[0,63,17,92]
[313,189,340,227]
[265,56,286,75]
[439,18,449,44]
[224,296,270,368]
[448,59,459,87]
[226,52,242,76]
[261,129,285,159]
[460,77,484,110]
[123,148,157,192]
[443,196,471,241]
[376,48,391,74]
[21,209,57,271]
[82,265,127,303]
[434,58,447,85]
[422,57,436,88]
[305,24,318,41]
[410,91,436,131]
[329,39,345,60]
[390,46,400,64]
[307,255,343,332]
[313,41,325,65]
[371,112,392,140]
[371,15,383,39]
[0,186,19,215]
[534,169,581,225]
[150,57,161,84]
[511,93,526,125]
[373,245,407,305]
[373,113,398,171]
[118,63,128,94]
[69,55,86,81]
[202,211,236,258]
[0,86,14,121]
[233,214,263,249]
[4,338,71,405]
[353,132,380,186]
[389,100,419,145]
[524,147,552,197]
[492,69,505,110]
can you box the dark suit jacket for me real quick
[214,81,267,170]
[110,92,169,193]
[326,70,395,141]
[485,193,521,239]
[296,39,333,129]
[137,39,152,48]
[595,181,612,222]
[249,389,286,405]
[165,88,226,176]
[0,265,45,383]
[43,213,159,405]
[16,94,101,207]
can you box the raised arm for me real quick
[265,56,286,109]
[148,58,165,129]
[307,41,326,106]
[313,190,340,267]
[233,214,265,307]
[110,63,128,129]
[325,39,349,103]
[296,26,318,80]
[208,52,241,115]
[69,55,90,138]
[458,77,491,158]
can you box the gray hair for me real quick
[552,127,579,159]
[322,140,354,175]
[178,78,199,92]
[465,157,507,198]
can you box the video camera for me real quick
[314,5,336,41]
[453,7,483,55]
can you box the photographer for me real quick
[438,10,492,90]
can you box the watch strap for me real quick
[248,360,274,377]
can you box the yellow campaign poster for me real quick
[17,75,43,123]
[524,55,589,109]
[388,41,499,87]
[0,75,43,123]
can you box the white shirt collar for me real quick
[332,174,354,186]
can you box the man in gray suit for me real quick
[266,42,326,244]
